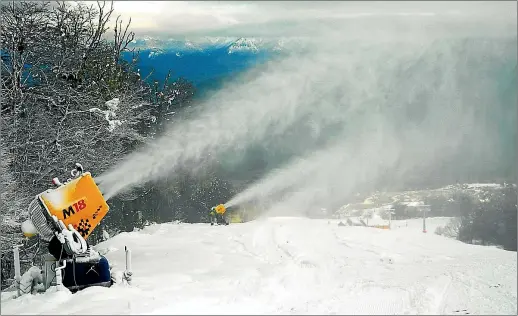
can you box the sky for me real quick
[107,1,517,39]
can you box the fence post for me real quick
[13,245,21,297]
[124,246,132,285]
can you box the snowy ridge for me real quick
[2,217,516,314]
[127,36,306,54]
[227,38,261,54]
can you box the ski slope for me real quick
[2,217,516,315]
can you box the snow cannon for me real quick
[214,204,227,215]
[21,163,109,242]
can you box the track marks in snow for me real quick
[2,218,516,315]
[229,218,516,315]
[452,309,471,315]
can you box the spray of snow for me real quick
[97,2,515,203]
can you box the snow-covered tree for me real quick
[0,1,195,287]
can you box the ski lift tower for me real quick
[387,207,396,229]
[421,205,431,233]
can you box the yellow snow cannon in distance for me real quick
[22,163,109,241]
[214,204,226,215]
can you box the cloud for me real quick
[108,1,516,39]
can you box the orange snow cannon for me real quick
[214,204,227,215]
[25,163,109,241]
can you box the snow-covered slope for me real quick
[2,217,516,315]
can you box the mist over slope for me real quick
[105,34,516,200]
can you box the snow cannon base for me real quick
[31,172,109,241]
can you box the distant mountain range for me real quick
[125,36,302,53]
[122,37,284,95]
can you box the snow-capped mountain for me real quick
[121,37,277,93]
[227,38,261,54]
[126,36,303,55]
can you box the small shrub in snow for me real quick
[443,217,461,239]
[435,218,461,239]
[435,226,445,236]
[18,266,44,295]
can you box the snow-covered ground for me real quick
[2,217,516,315]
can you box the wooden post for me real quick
[124,246,132,285]
[13,246,21,297]
[422,205,430,233]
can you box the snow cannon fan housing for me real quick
[215,204,226,214]
[27,171,109,241]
